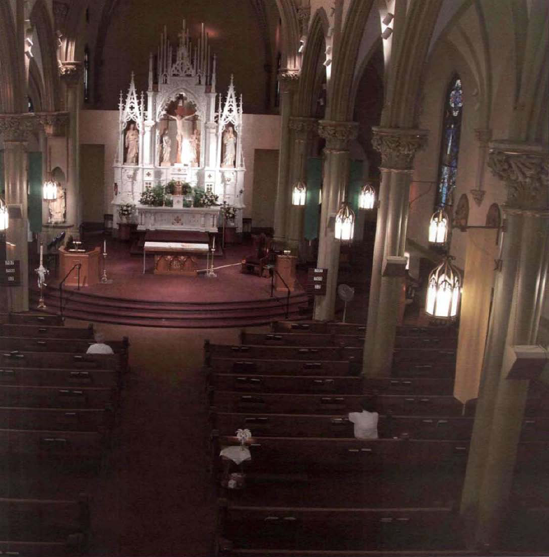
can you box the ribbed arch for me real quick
[0,0,22,112]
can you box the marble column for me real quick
[363,128,428,376]
[0,114,37,312]
[285,116,318,251]
[273,70,299,244]
[60,62,83,236]
[313,120,358,321]
[461,142,549,549]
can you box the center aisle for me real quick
[66,320,241,556]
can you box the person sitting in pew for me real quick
[86,332,114,355]
[348,397,379,440]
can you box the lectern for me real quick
[58,247,101,287]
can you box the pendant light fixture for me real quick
[358,182,376,210]
[291,150,307,206]
[425,256,461,320]
[0,198,8,231]
[428,207,449,245]
[335,201,355,242]
[42,146,58,201]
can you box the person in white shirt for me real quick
[86,332,114,355]
[348,398,379,440]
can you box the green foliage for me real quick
[139,184,166,207]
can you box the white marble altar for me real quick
[112,20,245,234]
[137,206,220,233]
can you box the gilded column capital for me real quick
[318,120,358,150]
[488,141,549,212]
[36,111,69,136]
[60,61,84,86]
[0,113,37,142]
[278,69,300,93]
[372,127,428,171]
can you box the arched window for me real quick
[435,75,463,208]
[84,46,90,103]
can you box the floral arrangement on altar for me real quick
[118,203,135,220]
[194,188,219,208]
[139,184,165,206]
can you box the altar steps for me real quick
[29,287,311,329]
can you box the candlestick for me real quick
[212,236,215,251]
[103,239,107,253]
[39,243,43,266]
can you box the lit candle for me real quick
[39,243,43,266]
[103,239,107,254]
[212,236,215,251]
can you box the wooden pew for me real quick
[0,495,89,555]
[209,374,455,395]
[0,323,94,340]
[0,407,113,432]
[242,331,458,351]
[1,352,122,371]
[217,499,461,552]
[391,361,455,379]
[211,391,464,416]
[208,358,352,376]
[220,549,476,557]
[392,348,456,366]
[0,336,128,355]
[0,385,118,409]
[206,342,362,362]
[0,313,64,326]
[211,412,549,441]
[0,429,106,459]
[0,367,120,388]
[272,321,458,338]
[209,374,362,394]
[215,436,549,473]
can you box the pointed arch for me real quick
[30,0,62,111]
[0,1,23,112]
[274,0,301,71]
[295,8,329,117]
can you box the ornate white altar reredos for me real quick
[113,21,245,231]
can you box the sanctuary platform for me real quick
[30,239,310,328]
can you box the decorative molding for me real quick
[372,127,428,170]
[0,114,37,142]
[59,61,84,86]
[278,69,300,93]
[318,120,358,150]
[289,116,318,134]
[488,141,549,211]
[297,6,311,36]
[36,111,69,136]
[470,188,486,207]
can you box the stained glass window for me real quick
[435,76,463,208]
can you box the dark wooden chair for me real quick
[241,234,274,277]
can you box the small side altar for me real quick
[137,206,219,233]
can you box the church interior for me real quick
[0,0,548,555]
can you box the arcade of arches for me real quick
[0,0,548,555]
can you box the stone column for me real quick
[60,62,83,236]
[469,129,492,207]
[363,128,428,376]
[0,114,36,312]
[313,120,358,321]
[285,116,318,250]
[273,70,299,244]
[461,142,549,549]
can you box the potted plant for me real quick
[118,203,135,241]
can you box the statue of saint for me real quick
[125,122,139,164]
[49,186,66,224]
[161,132,172,165]
[222,125,236,168]
[189,129,200,166]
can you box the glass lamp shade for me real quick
[335,202,355,242]
[43,179,58,201]
[292,181,307,206]
[429,208,449,245]
[358,183,376,210]
[318,188,322,205]
[425,257,461,320]
[0,201,8,231]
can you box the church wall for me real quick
[78,110,280,222]
[80,144,106,223]
[251,149,279,230]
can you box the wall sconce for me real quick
[0,198,8,231]
[429,207,449,246]
[292,181,307,206]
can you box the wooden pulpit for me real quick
[58,247,101,287]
